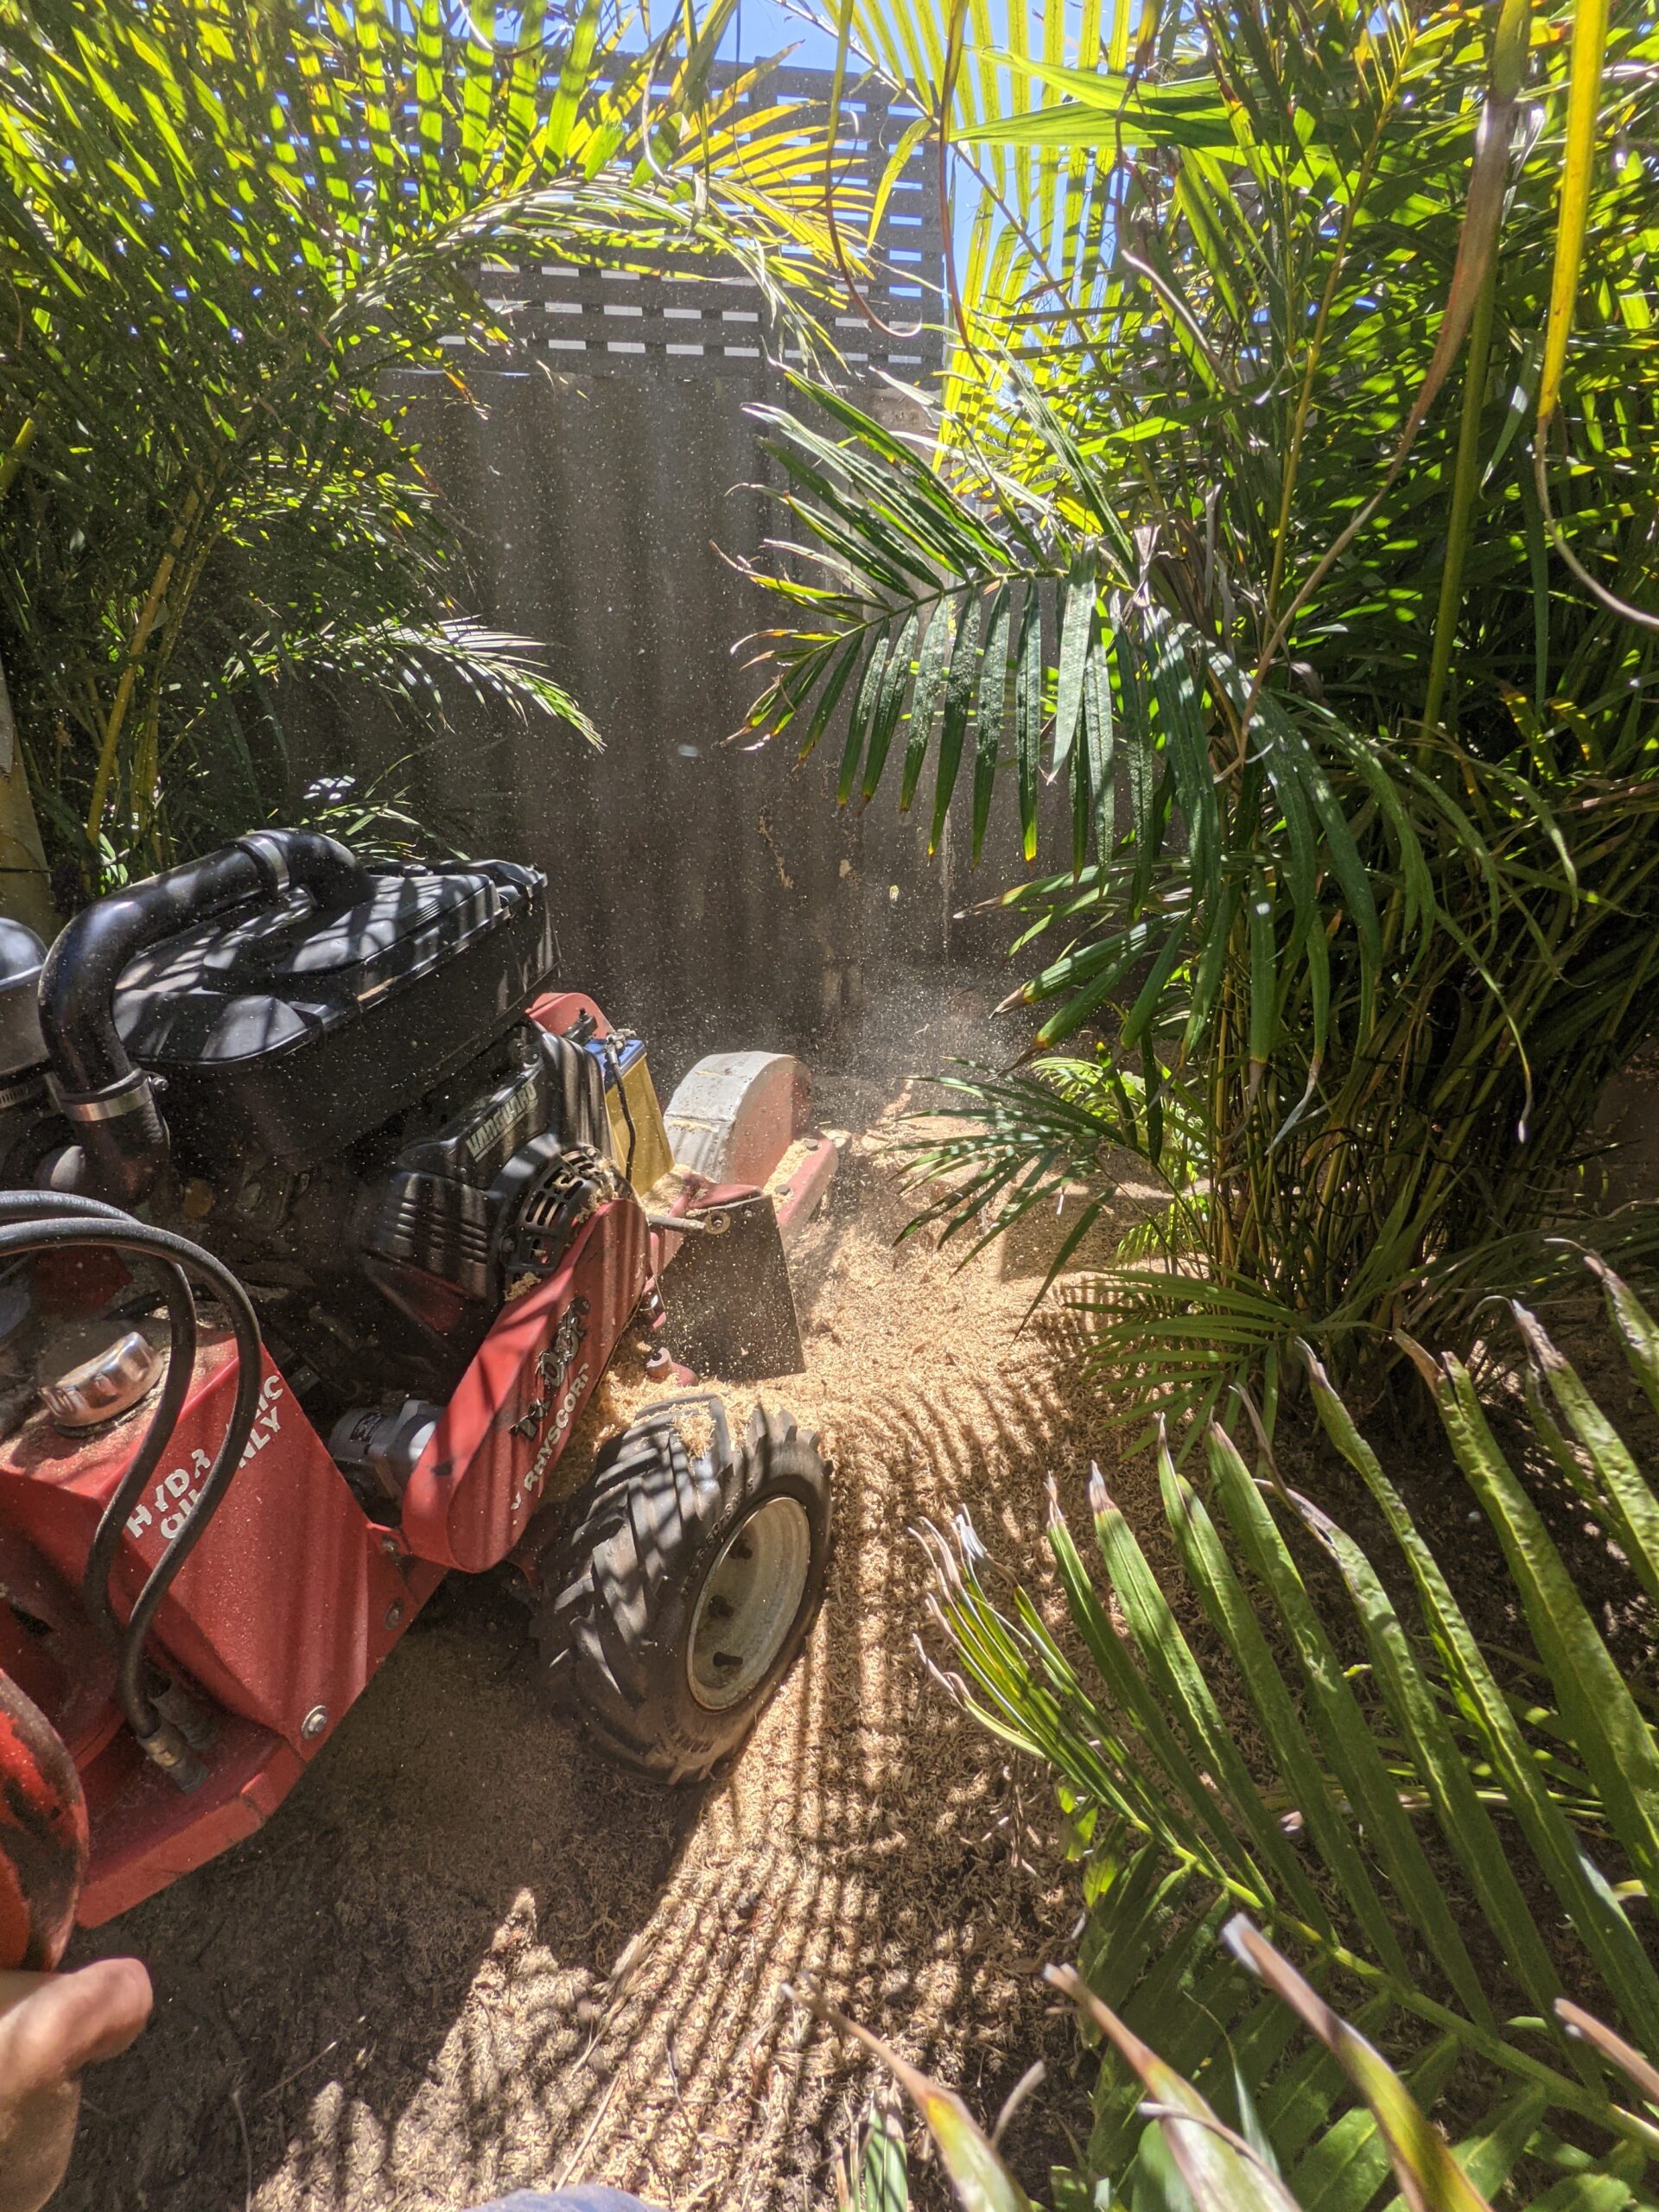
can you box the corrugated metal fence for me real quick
[306,63,1029,1087]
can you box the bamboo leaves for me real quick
[931,595,981,853]
[814,1910,1659,2212]
[1285,1481,1573,2049]
[1055,1955,1308,2212]
[973,585,1012,861]
[1514,1298,1659,1611]
[741,387,1414,1071]
[863,612,918,801]
[1014,582,1042,863]
[958,65,1239,155]
[1437,1357,1659,1903]
[1208,1426,1491,2019]
[745,0,1659,1430]
[841,633,893,805]
[1539,0,1615,435]
[811,1925,1649,2212]
[1309,1344,1659,2062]
[797,1985,1034,2212]
[899,597,956,811]
[838,2085,911,2212]
[1223,1926,1503,2212]
[1052,546,1097,777]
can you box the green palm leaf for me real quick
[0,0,846,887]
[746,0,1659,1429]
[925,1274,1659,2207]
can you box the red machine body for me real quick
[0,822,833,1955]
[403,1198,647,1572]
[0,1669,86,1968]
[0,1184,649,1927]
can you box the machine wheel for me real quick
[536,1398,830,1783]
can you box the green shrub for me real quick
[0,0,838,890]
[745,0,1659,1418]
[907,1257,1659,2207]
[815,1924,1659,2212]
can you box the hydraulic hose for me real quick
[0,1204,264,1767]
[37,830,371,1202]
[0,1192,197,1656]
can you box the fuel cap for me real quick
[41,1328,164,1432]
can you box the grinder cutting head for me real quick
[0,1671,86,1973]
[662,1192,806,1383]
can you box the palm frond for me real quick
[897,1054,1201,1230]
[736,0,1659,1417]
[804,1904,1647,2212]
[0,0,846,885]
[925,1262,1659,2208]
[261,620,602,747]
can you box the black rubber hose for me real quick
[603,1036,637,1185]
[0,1217,263,1743]
[0,1192,197,1653]
[39,830,369,1097]
[37,830,371,1201]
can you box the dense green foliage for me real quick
[747,0,1659,1418]
[918,1260,1659,2209]
[0,0,836,891]
[824,1924,1659,2212]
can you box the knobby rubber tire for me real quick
[534,1400,831,1783]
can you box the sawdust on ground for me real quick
[56,981,1160,2212]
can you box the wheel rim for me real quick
[687,1494,813,1712]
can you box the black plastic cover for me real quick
[357,1027,612,1301]
[112,861,553,1164]
[0,919,46,1077]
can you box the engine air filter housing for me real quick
[111,861,553,1166]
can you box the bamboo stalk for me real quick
[0,651,60,941]
[1421,257,1500,738]
[85,483,205,851]
[0,417,37,502]
[0,420,59,934]
[1262,86,1408,633]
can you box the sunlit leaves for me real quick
[747,0,1659,1419]
[924,1287,1659,2208]
[740,378,1423,1083]
[0,0,844,880]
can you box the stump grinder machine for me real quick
[0,831,836,1975]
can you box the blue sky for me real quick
[703,0,840,70]
[628,1,849,73]
[721,0,841,67]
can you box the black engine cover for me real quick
[357,1025,613,1304]
[111,861,553,1166]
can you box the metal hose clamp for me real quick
[230,832,292,899]
[52,1067,162,1124]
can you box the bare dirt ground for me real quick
[57,977,1158,2212]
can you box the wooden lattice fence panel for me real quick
[465,60,944,383]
